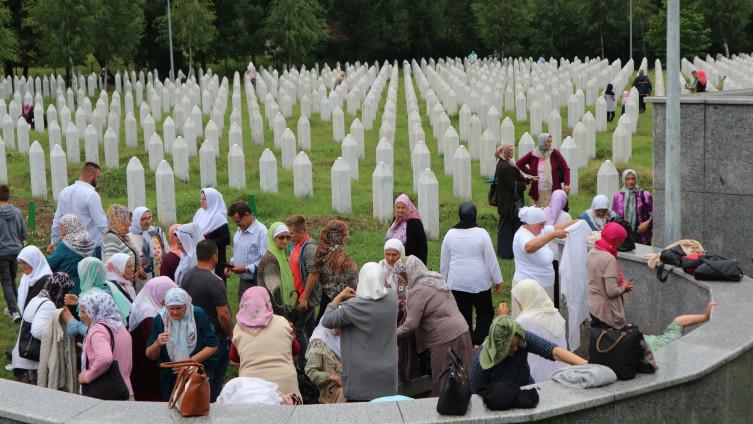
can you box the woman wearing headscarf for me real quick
[604,83,616,122]
[612,169,653,245]
[47,214,94,293]
[686,70,707,93]
[385,194,428,264]
[494,143,533,258]
[304,322,344,403]
[16,246,52,316]
[159,224,182,281]
[128,276,177,401]
[321,263,398,402]
[440,202,502,346]
[379,239,405,293]
[36,273,77,392]
[105,253,136,301]
[78,291,133,399]
[516,133,570,207]
[146,288,219,401]
[257,223,296,316]
[314,220,358,323]
[128,207,167,285]
[11,272,72,384]
[469,315,586,393]
[587,222,634,330]
[395,256,473,396]
[192,188,231,279]
[580,194,616,231]
[173,222,204,286]
[544,189,573,307]
[102,204,142,286]
[511,279,567,382]
[231,286,300,396]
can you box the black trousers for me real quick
[497,216,521,259]
[315,292,332,326]
[607,111,615,122]
[452,289,494,346]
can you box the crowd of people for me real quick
[0,149,713,408]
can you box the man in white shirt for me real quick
[226,202,268,300]
[48,162,107,257]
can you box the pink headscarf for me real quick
[127,276,178,331]
[544,189,568,225]
[236,286,274,332]
[386,194,421,244]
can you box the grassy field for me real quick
[0,68,655,379]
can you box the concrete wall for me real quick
[648,91,753,276]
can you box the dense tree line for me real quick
[2,0,753,76]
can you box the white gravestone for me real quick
[376,137,394,171]
[452,145,472,200]
[480,130,496,178]
[172,137,189,182]
[350,118,365,158]
[29,142,47,198]
[84,125,99,164]
[417,169,439,240]
[16,117,29,153]
[259,148,279,193]
[518,132,535,159]
[412,141,430,193]
[65,122,80,164]
[50,144,67,200]
[148,133,164,171]
[281,128,296,170]
[155,160,176,225]
[559,136,579,195]
[127,156,146,211]
[443,126,459,176]
[199,141,217,188]
[228,144,246,189]
[0,140,6,184]
[293,151,313,198]
[372,162,394,222]
[331,157,351,213]
[597,160,620,201]
[341,135,359,181]
[104,127,119,168]
[332,106,344,143]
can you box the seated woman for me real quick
[230,286,300,397]
[587,222,634,330]
[469,315,586,393]
[394,256,473,396]
[321,263,398,402]
[78,291,133,400]
[128,207,167,286]
[257,223,296,316]
[511,279,567,382]
[304,322,344,404]
[16,246,52,317]
[612,169,653,245]
[146,288,218,401]
[11,272,73,384]
[128,276,177,401]
[159,224,182,282]
[47,214,94,293]
[579,194,616,231]
[105,253,137,301]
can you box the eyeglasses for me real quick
[277,235,291,241]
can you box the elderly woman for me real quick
[173,223,204,286]
[16,246,52,317]
[159,224,182,281]
[511,280,567,382]
[587,222,634,330]
[612,169,653,245]
[11,272,73,384]
[395,256,473,396]
[385,194,428,264]
[379,239,404,292]
[314,220,359,323]
[128,276,177,401]
[440,202,502,346]
[516,133,570,206]
[512,207,575,314]
[231,286,300,397]
[257,223,296,316]
[494,143,533,258]
[193,188,231,279]
[102,205,142,284]
[128,207,166,285]
[580,194,616,231]
[146,288,219,401]
[105,253,136,301]
[321,263,398,402]
[78,291,133,400]
[47,214,94,293]
[304,323,344,403]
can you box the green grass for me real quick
[0,69,655,379]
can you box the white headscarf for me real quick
[309,322,341,358]
[584,195,615,231]
[17,246,52,315]
[193,188,228,235]
[512,279,565,338]
[519,206,547,225]
[355,262,387,300]
[105,252,136,299]
[130,206,159,257]
[380,239,405,291]
[273,223,290,238]
[161,288,197,361]
[174,222,204,285]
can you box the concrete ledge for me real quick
[647,89,753,104]
[1,245,751,423]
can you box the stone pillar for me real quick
[163,116,176,154]
[468,115,482,161]
[459,104,470,142]
[417,168,439,240]
[548,109,562,148]
[229,122,242,147]
[281,128,296,171]
[595,95,608,132]
[199,141,217,188]
[65,122,80,164]
[50,144,67,200]
[0,140,6,184]
[148,133,164,171]
[515,92,527,122]
[104,127,119,168]
[443,126,459,176]
[412,141,430,193]
[500,117,515,146]
[29,141,47,198]
[297,116,311,151]
[583,111,596,159]
[612,125,630,164]
[559,136,579,195]
[293,151,313,198]
[452,145,472,200]
[155,160,176,226]
[182,118,197,156]
[518,132,535,159]
[372,162,394,222]
[480,130,496,178]
[125,112,137,148]
[127,156,146,211]
[259,148,279,193]
[16,117,29,153]
[228,144,246,189]
[172,136,189,182]
[597,159,619,201]
[251,111,264,145]
[332,106,344,143]
[331,157,351,213]
[84,125,99,164]
[350,118,365,159]
[48,121,61,149]
[530,100,542,136]
[143,114,156,151]
[2,115,14,150]
[341,135,359,181]
[572,122,588,168]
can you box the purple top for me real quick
[612,190,653,245]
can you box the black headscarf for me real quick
[605,83,614,96]
[453,202,478,229]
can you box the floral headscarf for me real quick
[236,286,274,333]
[393,255,450,293]
[60,214,94,257]
[315,219,356,275]
[80,291,123,333]
[107,204,132,237]
[161,288,197,361]
[38,272,75,308]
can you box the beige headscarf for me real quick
[512,279,565,338]
[532,133,553,190]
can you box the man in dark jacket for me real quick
[0,185,26,322]
[632,70,653,112]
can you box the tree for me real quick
[0,3,18,65]
[646,0,711,60]
[157,0,217,70]
[471,0,532,57]
[263,0,327,66]
[697,0,753,57]
[579,0,622,59]
[91,0,145,68]
[25,0,95,72]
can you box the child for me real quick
[621,90,629,114]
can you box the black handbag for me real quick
[18,301,49,361]
[693,255,743,282]
[659,245,686,267]
[81,325,130,401]
[588,325,644,380]
[436,348,471,416]
[487,180,497,206]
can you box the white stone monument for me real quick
[341,135,359,181]
[127,156,146,211]
[199,141,216,188]
[29,141,46,198]
[452,145,472,200]
[172,136,189,182]
[155,160,176,225]
[104,127,119,168]
[50,144,67,200]
[372,162,394,222]
[259,148,279,193]
[331,157,351,213]
[293,151,313,198]
[597,160,620,201]
[228,144,246,189]
[417,168,439,240]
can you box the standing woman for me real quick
[65,257,132,330]
[379,239,405,292]
[385,194,428,264]
[47,214,94,293]
[314,220,358,323]
[105,253,137,301]
[16,246,52,316]
[128,276,177,401]
[494,143,532,259]
[612,169,653,245]
[440,202,502,346]
[257,223,296,316]
[102,204,143,286]
[516,133,570,207]
[173,223,204,286]
[128,207,167,285]
[588,222,634,330]
[159,224,182,282]
[193,188,231,279]
[604,84,616,122]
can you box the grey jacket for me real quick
[0,204,26,256]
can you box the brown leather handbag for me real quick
[160,360,210,417]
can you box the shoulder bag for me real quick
[18,300,49,361]
[588,325,644,380]
[81,325,130,400]
[160,360,210,417]
[436,347,471,416]
[693,255,743,282]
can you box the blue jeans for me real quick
[207,339,230,402]
[0,256,19,314]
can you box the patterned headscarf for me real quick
[79,291,123,332]
[38,272,75,308]
[60,214,94,257]
[161,288,197,361]
[168,224,183,256]
[106,204,132,237]
[315,219,356,275]
[386,194,421,244]
[479,316,527,370]
[236,286,274,333]
[393,255,450,293]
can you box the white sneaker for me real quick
[4,364,12,371]
[3,308,9,317]
[11,312,21,323]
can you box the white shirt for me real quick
[12,296,55,370]
[513,226,555,287]
[231,219,268,280]
[51,181,108,246]
[440,227,503,293]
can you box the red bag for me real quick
[681,253,704,274]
